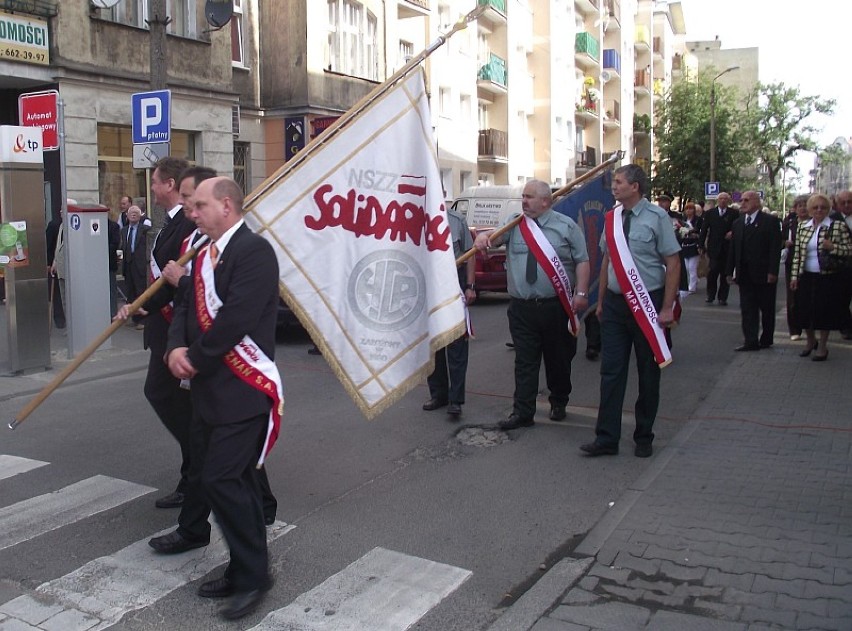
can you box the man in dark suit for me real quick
[117,156,194,508]
[160,177,281,620]
[699,191,739,305]
[121,205,149,326]
[726,191,782,351]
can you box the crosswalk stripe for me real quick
[0,521,296,631]
[0,455,48,481]
[249,547,472,631]
[0,475,155,552]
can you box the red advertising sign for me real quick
[18,90,59,150]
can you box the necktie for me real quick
[209,243,219,267]
[129,226,136,253]
[525,219,540,284]
[622,209,632,243]
[747,215,754,226]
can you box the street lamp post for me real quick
[709,66,740,184]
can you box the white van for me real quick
[452,185,523,228]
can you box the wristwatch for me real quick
[576,291,588,297]
[465,283,475,291]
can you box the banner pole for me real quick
[455,151,623,266]
[8,235,209,430]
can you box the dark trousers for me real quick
[785,270,801,336]
[585,311,601,352]
[178,413,269,591]
[144,347,193,493]
[48,274,66,328]
[427,335,469,404]
[595,289,663,448]
[706,255,730,302]
[507,297,576,420]
[739,279,777,346]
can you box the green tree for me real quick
[651,73,750,202]
[745,82,835,189]
[816,142,851,192]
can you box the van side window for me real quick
[454,200,469,218]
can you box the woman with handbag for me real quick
[789,193,852,361]
[680,202,703,293]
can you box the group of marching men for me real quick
[115,157,282,620]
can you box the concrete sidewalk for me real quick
[489,329,852,630]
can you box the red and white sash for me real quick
[604,205,672,367]
[149,230,196,322]
[194,245,285,467]
[518,215,580,336]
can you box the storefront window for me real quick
[97,124,195,213]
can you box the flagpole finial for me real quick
[8,419,19,430]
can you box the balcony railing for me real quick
[575,32,600,62]
[603,49,621,74]
[634,69,651,92]
[478,53,507,88]
[577,146,599,168]
[604,99,620,122]
[478,128,508,160]
[477,0,506,12]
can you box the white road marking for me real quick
[0,521,296,631]
[0,454,48,482]
[0,475,154,552]
[250,547,472,631]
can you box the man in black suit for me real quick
[117,156,194,508]
[726,191,782,351]
[121,205,149,326]
[699,191,739,305]
[160,177,281,620]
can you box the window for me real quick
[234,142,250,194]
[460,95,472,126]
[478,102,488,129]
[399,39,413,68]
[439,87,452,117]
[100,0,197,39]
[327,0,378,80]
[97,124,196,212]
[231,0,247,66]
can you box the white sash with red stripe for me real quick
[604,205,672,367]
[518,215,580,336]
[194,245,285,467]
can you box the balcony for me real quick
[634,25,650,51]
[576,146,599,173]
[575,97,600,125]
[603,99,620,129]
[634,69,651,96]
[574,0,600,17]
[652,36,663,59]
[602,49,621,76]
[478,128,508,163]
[398,0,430,18]
[605,0,621,30]
[575,32,600,70]
[477,0,507,25]
[477,53,508,94]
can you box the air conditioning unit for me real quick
[601,70,613,84]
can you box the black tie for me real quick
[526,219,540,284]
[622,209,632,243]
[129,226,136,253]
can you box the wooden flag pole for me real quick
[8,235,209,430]
[455,151,623,266]
[244,5,487,209]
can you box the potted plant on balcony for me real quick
[633,113,651,134]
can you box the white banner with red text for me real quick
[244,69,466,418]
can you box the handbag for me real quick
[697,253,709,278]
[817,223,852,273]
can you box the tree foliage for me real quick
[744,82,835,189]
[651,73,750,202]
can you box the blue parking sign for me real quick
[704,181,720,197]
[131,90,171,145]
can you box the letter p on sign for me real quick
[140,98,161,137]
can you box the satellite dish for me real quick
[601,70,613,84]
[206,0,234,28]
[91,0,121,8]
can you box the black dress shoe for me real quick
[220,589,267,620]
[718,300,728,306]
[634,443,653,458]
[422,398,448,411]
[264,515,275,526]
[446,403,462,416]
[199,577,234,599]
[580,442,618,456]
[585,349,599,360]
[759,341,773,349]
[734,344,760,352]
[498,414,534,430]
[549,405,567,421]
[154,491,185,509]
[799,346,814,357]
[148,530,209,554]
[704,298,714,304]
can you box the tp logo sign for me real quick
[131,90,171,144]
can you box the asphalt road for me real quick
[0,286,745,630]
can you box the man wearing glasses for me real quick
[725,191,782,351]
